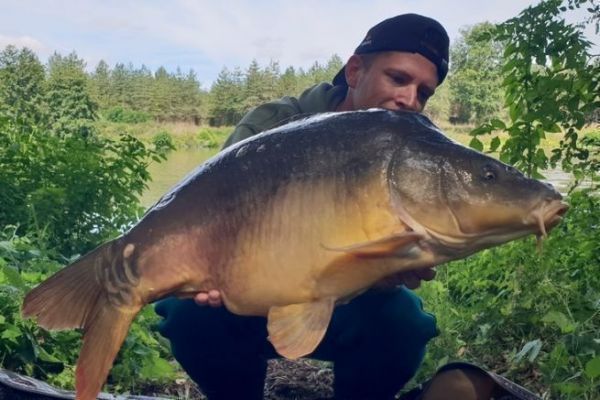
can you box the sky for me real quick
[0,0,597,89]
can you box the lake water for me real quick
[140,148,219,208]
[140,148,583,209]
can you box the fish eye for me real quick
[481,165,497,182]
[483,170,496,181]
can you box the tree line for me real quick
[0,21,524,129]
[0,45,346,127]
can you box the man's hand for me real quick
[194,290,223,307]
[375,267,436,290]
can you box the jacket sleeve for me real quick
[222,97,301,149]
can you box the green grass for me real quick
[94,120,233,150]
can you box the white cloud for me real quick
[1,0,596,86]
[0,34,49,55]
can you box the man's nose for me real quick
[395,86,419,112]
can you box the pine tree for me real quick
[0,46,47,129]
[89,60,111,110]
[209,67,245,125]
[46,51,98,138]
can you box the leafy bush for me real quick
[105,106,151,124]
[0,226,81,385]
[0,116,165,255]
[151,130,175,153]
[0,226,177,391]
[416,190,600,399]
[0,47,177,394]
[110,306,177,393]
[197,127,228,148]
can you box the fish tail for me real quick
[22,240,142,400]
[75,304,138,400]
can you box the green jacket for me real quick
[222,82,347,148]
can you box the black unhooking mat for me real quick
[1,362,542,400]
[0,368,168,400]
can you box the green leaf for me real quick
[499,152,511,164]
[140,356,176,379]
[542,311,576,333]
[509,104,521,121]
[490,119,507,130]
[1,324,22,343]
[546,123,562,133]
[555,382,582,395]
[36,345,63,363]
[469,137,484,152]
[489,136,501,152]
[0,262,26,290]
[470,126,491,136]
[585,357,600,379]
[515,339,542,363]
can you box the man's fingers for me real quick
[194,290,223,307]
[400,267,437,289]
[195,292,209,305]
[207,290,222,307]
[416,267,436,281]
[402,272,421,290]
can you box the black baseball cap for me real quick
[332,13,450,86]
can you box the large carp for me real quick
[23,109,567,400]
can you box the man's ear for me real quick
[344,54,363,88]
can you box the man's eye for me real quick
[390,74,407,85]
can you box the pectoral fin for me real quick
[323,232,423,258]
[267,297,335,359]
[317,233,425,298]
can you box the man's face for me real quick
[344,51,439,113]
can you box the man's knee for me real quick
[351,287,438,345]
[155,297,269,399]
[323,288,438,399]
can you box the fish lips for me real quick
[531,199,569,238]
[539,200,569,235]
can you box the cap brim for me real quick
[332,66,347,86]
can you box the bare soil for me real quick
[153,359,335,400]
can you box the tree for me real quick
[209,67,245,125]
[423,82,451,123]
[110,63,133,109]
[151,66,177,121]
[0,53,164,255]
[243,59,280,111]
[176,68,205,123]
[0,46,46,129]
[448,23,504,124]
[324,54,344,80]
[470,0,600,180]
[89,60,111,110]
[46,52,97,138]
[278,66,299,97]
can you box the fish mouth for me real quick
[530,199,569,238]
[390,190,569,257]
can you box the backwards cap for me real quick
[332,13,450,86]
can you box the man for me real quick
[156,14,449,400]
